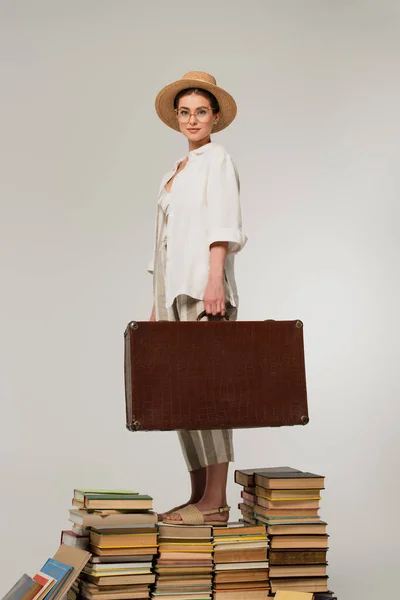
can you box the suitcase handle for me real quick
[196,310,230,322]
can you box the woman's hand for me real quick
[204,274,226,316]
[204,241,229,316]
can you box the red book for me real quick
[31,572,56,600]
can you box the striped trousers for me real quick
[154,233,236,472]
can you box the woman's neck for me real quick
[188,136,212,152]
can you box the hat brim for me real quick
[155,78,237,133]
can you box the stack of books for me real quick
[235,467,302,524]
[235,470,257,524]
[212,522,270,599]
[235,467,332,596]
[151,523,214,599]
[64,489,157,545]
[63,489,158,600]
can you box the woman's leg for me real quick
[155,249,210,515]
[164,298,237,523]
[154,237,205,517]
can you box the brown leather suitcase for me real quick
[124,317,309,431]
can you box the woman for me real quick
[148,71,247,526]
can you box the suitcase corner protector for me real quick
[295,320,303,328]
[126,421,141,431]
[301,415,309,425]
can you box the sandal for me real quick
[157,502,189,521]
[162,504,230,526]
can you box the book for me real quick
[254,506,319,518]
[256,487,321,500]
[31,573,56,600]
[77,589,150,600]
[39,559,74,600]
[214,591,270,599]
[255,514,322,525]
[89,526,157,549]
[214,561,269,571]
[269,549,328,565]
[275,592,313,600]
[214,569,269,583]
[90,554,153,563]
[73,489,138,502]
[89,545,157,557]
[72,495,152,510]
[235,467,302,487]
[60,530,89,549]
[214,581,270,590]
[68,509,157,527]
[254,471,325,490]
[157,524,212,538]
[257,497,320,509]
[267,522,327,535]
[1,574,41,600]
[269,535,329,549]
[82,574,155,586]
[214,548,267,563]
[213,523,266,537]
[270,576,329,593]
[270,564,327,577]
[50,545,91,600]
[83,561,152,571]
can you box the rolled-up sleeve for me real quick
[206,150,248,254]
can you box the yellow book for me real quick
[92,544,157,549]
[87,570,150,577]
[159,548,212,553]
[158,542,212,547]
[275,592,314,600]
[214,535,268,544]
[263,496,321,501]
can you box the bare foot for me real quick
[164,500,229,523]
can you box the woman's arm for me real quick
[204,149,247,315]
[204,241,229,316]
[206,150,247,254]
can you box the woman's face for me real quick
[176,93,219,143]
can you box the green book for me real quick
[74,489,138,501]
[82,493,152,500]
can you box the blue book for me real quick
[39,559,73,600]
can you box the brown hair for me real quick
[173,88,220,114]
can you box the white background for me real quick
[1,1,399,598]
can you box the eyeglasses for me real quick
[175,107,213,123]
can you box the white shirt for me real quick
[147,141,248,309]
[158,187,172,217]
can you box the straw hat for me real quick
[155,71,237,133]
